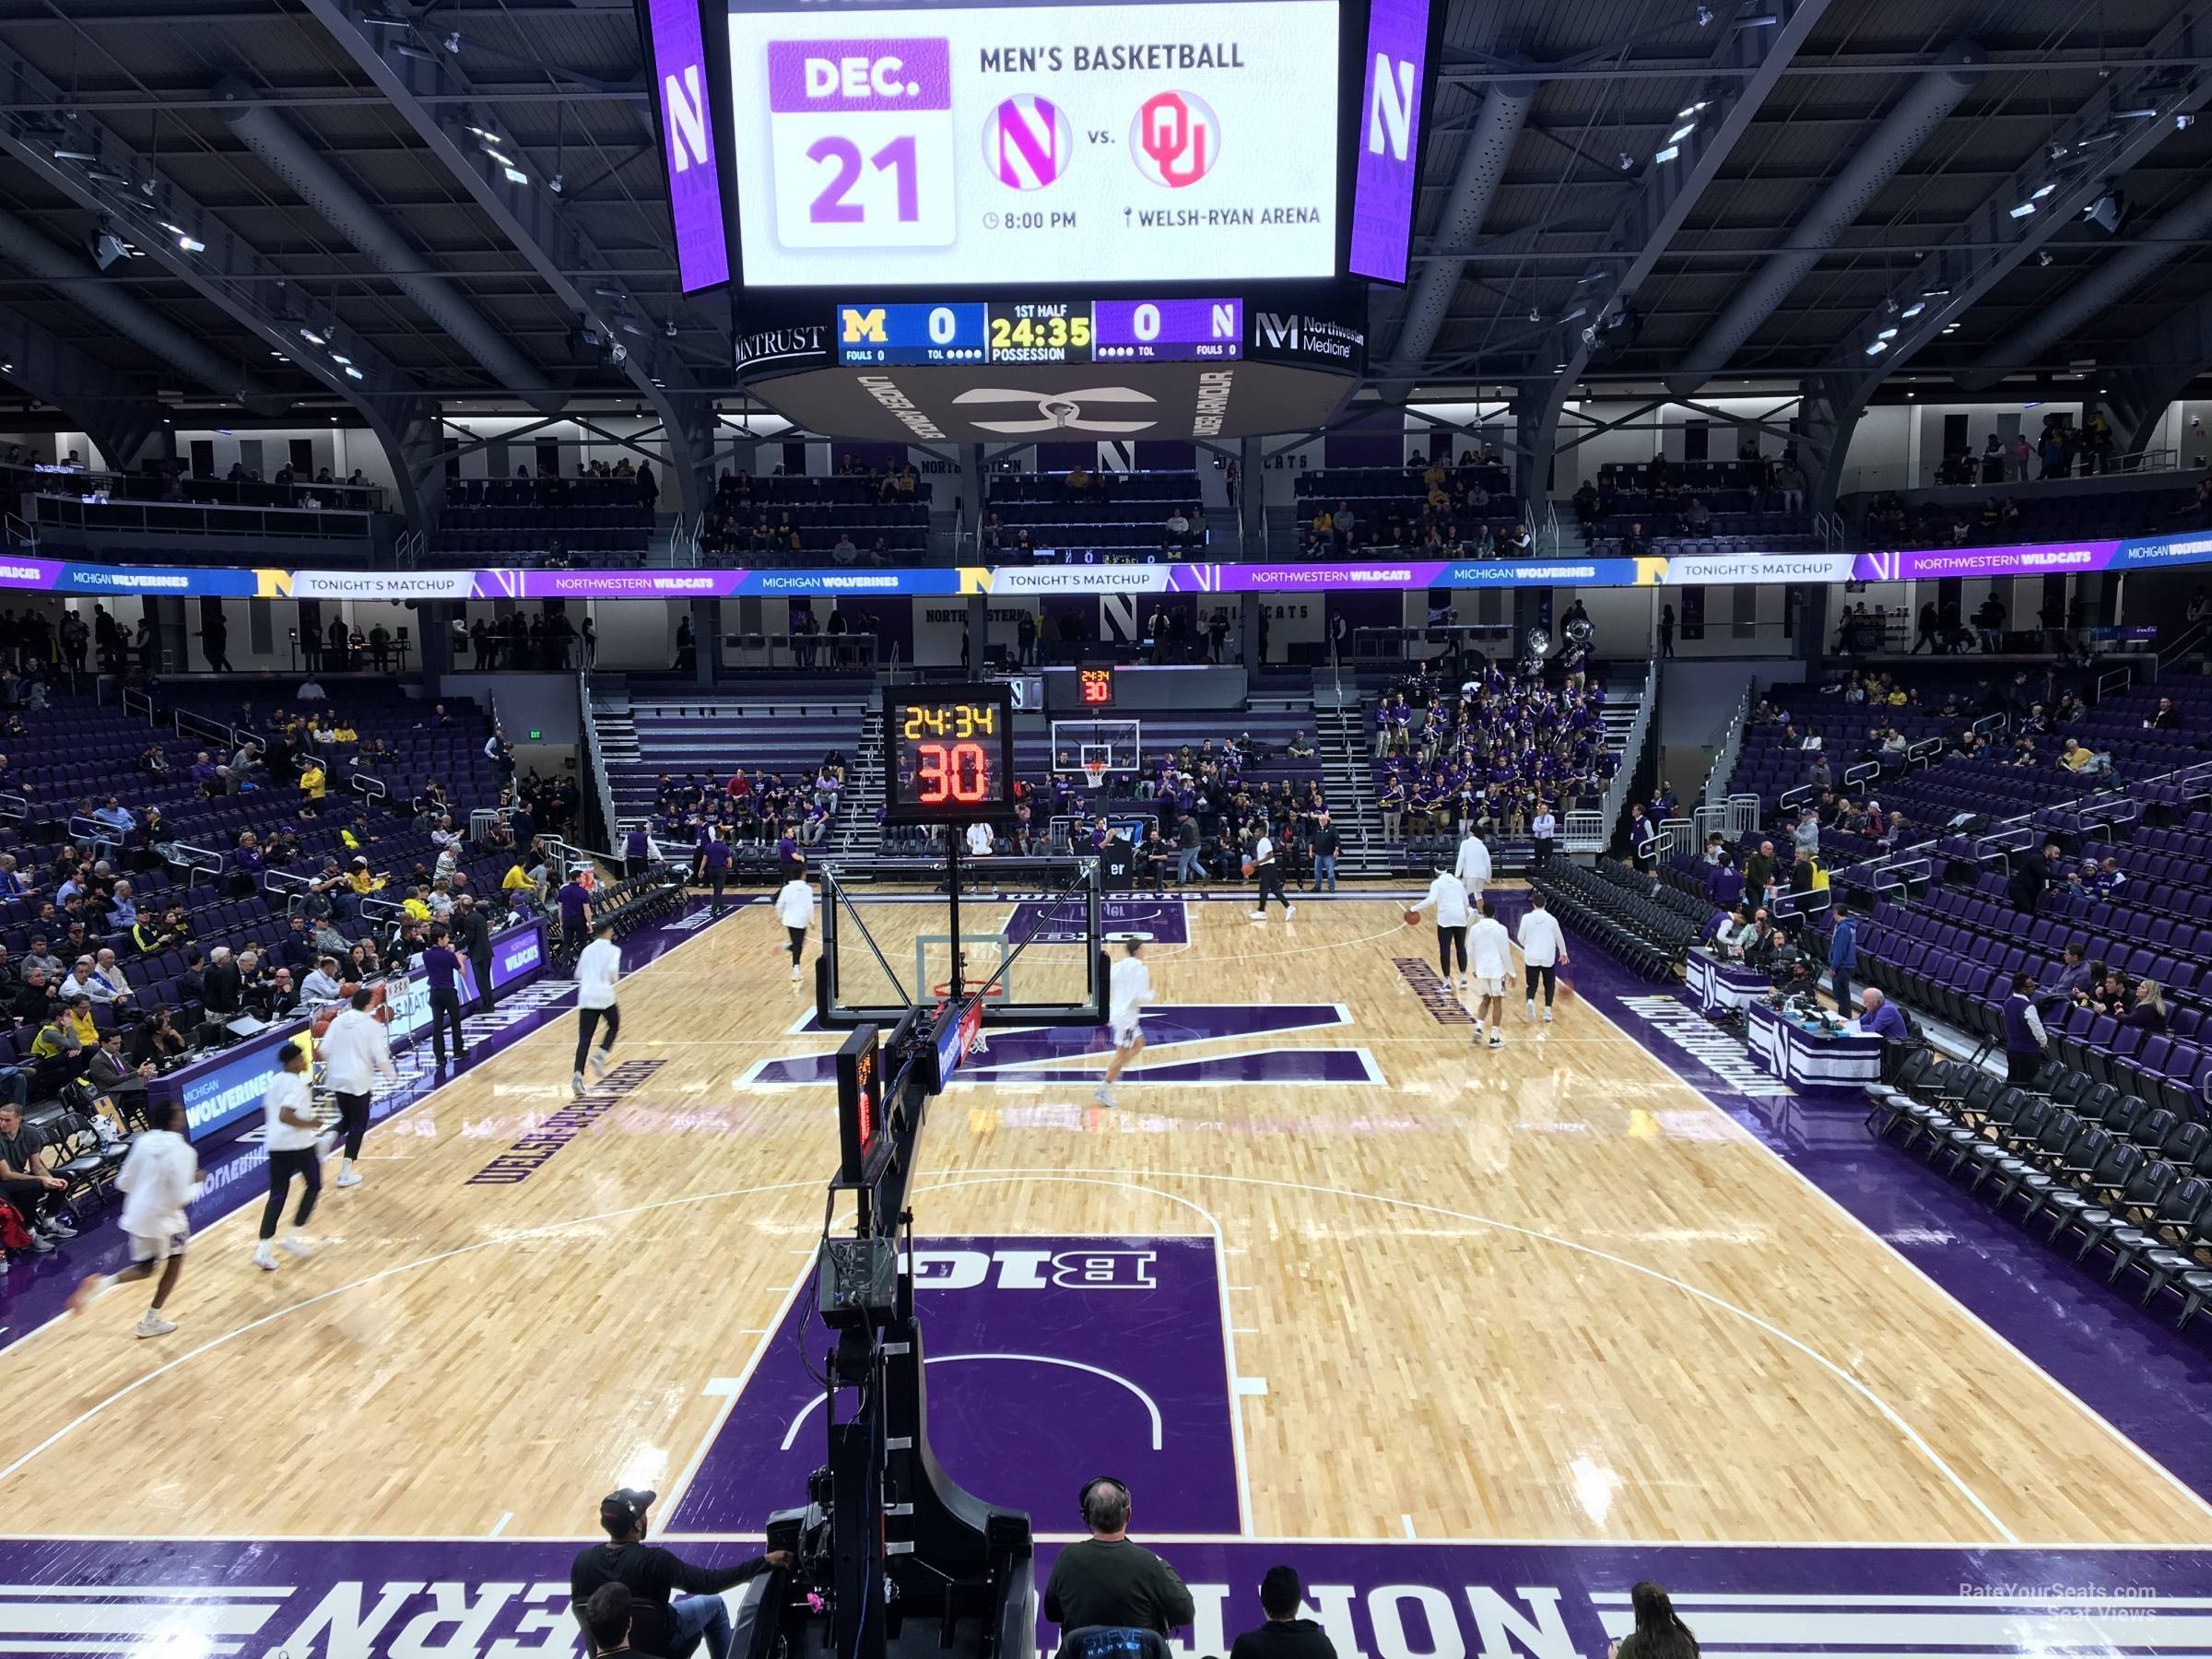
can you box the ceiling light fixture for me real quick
[1618,151,1634,171]
[1695,4,1713,23]
[1736,13,1780,25]
[1668,123,1696,143]
[443,29,462,51]
[2030,182,2056,198]
[1528,305,1542,322]
[1900,301,1925,319]
[2113,106,2159,119]
[1877,326,1898,339]
[52,147,97,163]
[300,326,326,346]
[342,365,364,381]
[2008,201,2037,218]
[1653,144,1681,162]
[1865,339,1888,355]
[394,43,437,62]
[176,233,205,253]
[1677,100,1710,118]
[502,167,528,184]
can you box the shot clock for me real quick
[882,683,1018,824]
[1077,665,1116,707]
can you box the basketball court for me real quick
[0,889,2206,1654]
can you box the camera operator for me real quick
[1045,1478,1194,1653]
[571,1488,791,1659]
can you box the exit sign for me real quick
[527,729,543,740]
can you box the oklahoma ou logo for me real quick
[952,386,1157,434]
[1132,90,1219,188]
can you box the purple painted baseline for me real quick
[1559,926,2212,1506]
[0,1535,2204,1655]
[0,898,744,1347]
[670,1235,1240,1536]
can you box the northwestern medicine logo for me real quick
[986,94,1072,189]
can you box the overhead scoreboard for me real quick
[837,298,1241,366]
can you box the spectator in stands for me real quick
[31,996,95,1092]
[2003,972,2048,1084]
[1827,905,1858,1012]
[2147,696,2182,731]
[2124,981,2168,1031]
[1775,460,1806,513]
[1607,1583,1698,1659]
[1620,522,1649,559]
[2006,840,2059,914]
[1045,1479,1194,1643]
[1705,853,1742,910]
[0,1105,73,1250]
[1230,1567,1337,1659]
[1792,807,1819,859]
[128,1008,188,1070]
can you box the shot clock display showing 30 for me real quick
[883,683,1018,824]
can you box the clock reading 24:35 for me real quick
[767,39,958,250]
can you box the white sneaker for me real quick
[1284,904,1297,918]
[41,1217,77,1239]
[1093,1084,1117,1107]
[1249,910,1266,921]
[791,963,802,981]
[588,1048,611,1081]
[279,1235,312,1259]
[253,1243,278,1271]
[1525,998,1536,1022]
[1543,1008,1554,1023]
[1488,1034,1503,1050]
[135,1309,177,1338]
[571,1071,586,1097]
[335,1169,362,1188]
[1470,1018,1483,1035]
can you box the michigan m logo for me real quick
[841,307,888,344]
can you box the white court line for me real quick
[1573,985,2212,1531]
[488,1512,512,1537]
[919,1169,2019,1544]
[1401,1514,1418,1538]
[659,1255,818,1524]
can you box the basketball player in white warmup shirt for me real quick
[1453,828,1492,904]
[1467,896,1514,1048]
[1516,889,1570,1021]
[774,874,815,981]
[1414,866,1472,994]
[1094,939,1153,1108]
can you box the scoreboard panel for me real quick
[837,297,1241,367]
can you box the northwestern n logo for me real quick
[1367,54,1418,159]
[664,64,712,172]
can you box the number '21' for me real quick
[806,134,919,223]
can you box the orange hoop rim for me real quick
[1082,761,1107,788]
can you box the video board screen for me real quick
[724,0,1342,288]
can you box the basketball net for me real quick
[1083,761,1107,791]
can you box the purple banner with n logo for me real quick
[645,0,731,292]
[1348,0,1434,283]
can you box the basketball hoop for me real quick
[1083,760,1107,791]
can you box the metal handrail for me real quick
[122,688,156,725]
[174,708,233,749]
[1842,759,1880,791]
[0,790,26,826]
[350,771,388,803]
[169,841,225,889]
[1,512,37,551]
[579,671,621,851]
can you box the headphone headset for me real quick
[1077,1477,1129,1521]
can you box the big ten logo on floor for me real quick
[660,908,722,933]
[1394,957,1475,1024]
[1006,897,1190,946]
[1616,994,1790,1099]
[666,1234,1241,1535]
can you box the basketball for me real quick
[1241,858,1254,878]
[1404,909,1420,927]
